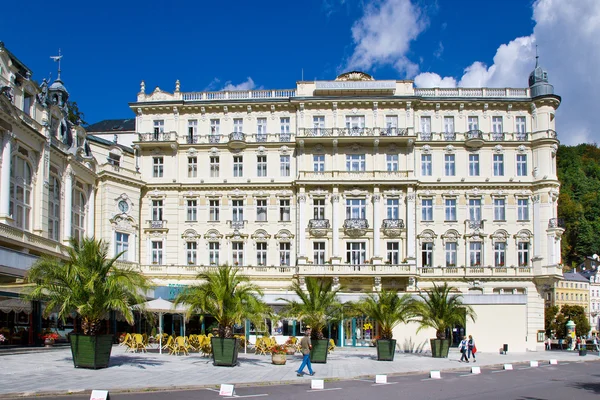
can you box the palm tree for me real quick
[412,282,476,340]
[351,290,414,340]
[174,265,270,338]
[27,237,151,335]
[278,277,343,340]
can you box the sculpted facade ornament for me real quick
[335,71,374,81]
[517,145,527,153]
[441,230,460,243]
[491,230,509,242]
[445,144,455,153]
[418,229,437,243]
[421,144,432,154]
[493,144,504,153]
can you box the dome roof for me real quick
[49,78,69,94]
[528,56,553,97]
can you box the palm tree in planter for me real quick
[412,283,476,358]
[350,290,414,361]
[26,238,151,369]
[175,265,270,367]
[278,277,343,363]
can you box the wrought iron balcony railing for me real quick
[229,131,246,142]
[298,127,409,137]
[420,131,432,141]
[229,220,245,229]
[279,133,291,142]
[208,134,221,143]
[148,220,166,229]
[548,218,565,229]
[466,130,483,140]
[515,132,529,141]
[444,132,456,141]
[467,219,484,230]
[343,218,369,230]
[186,135,199,144]
[382,219,405,229]
[491,132,505,141]
[256,133,267,142]
[138,132,177,142]
[309,219,330,229]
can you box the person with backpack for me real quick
[459,336,469,363]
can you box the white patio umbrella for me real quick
[133,297,188,354]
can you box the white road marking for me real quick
[306,388,342,392]
[205,388,220,393]
[491,370,507,373]
[372,382,399,386]
[354,379,375,383]
[224,395,268,399]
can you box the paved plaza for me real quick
[0,345,598,398]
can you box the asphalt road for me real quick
[7,359,600,400]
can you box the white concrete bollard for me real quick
[90,390,109,400]
[471,366,481,374]
[503,364,513,370]
[430,370,441,379]
[375,375,387,384]
[549,359,558,365]
[530,360,539,367]
[311,379,325,390]
[219,384,235,396]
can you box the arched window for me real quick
[10,155,33,230]
[71,185,86,243]
[48,174,61,241]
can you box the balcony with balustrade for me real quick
[298,263,415,277]
[308,219,330,237]
[228,220,245,230]
[137,131,178,143]
[298,170,411,183]
[381,219,405,237]
[146,220,167,231]
[548,218,565,229]
[297,127,414,145]
[181,89,296,101]
[465,130,484,148]
[343,218,369,237]
[177,132,294,145]
[228,131,247,149]
[139,264,296,278]
[418,265,534,278]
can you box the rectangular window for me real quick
[494,242,506,267]
[386,154,399,171]
[186,199,197,221]
[232,242,244,266]
[209,242,220,265]
[313,199,325,220]
[516,116,526,134]
[517,198,529,221]
[257,118,267,136]
[421,242,433,267]
[469,154,480,176]
[469,198,482,221]
[280,117,290,134]
[421,154,432,176]
[494,198,506,221]
[386,242,400,264]
[233,156,243,177]
[346,154,366,171]
[469,242,482,267]
[153,157,163,178]
[345,115,366,134]
[187,242,197,265]
[346,199,366,219]
[468,116,479,131]
[445,198,457,221]
[23,93,33,116]
[257,155,267,177]
[279,199,291,221]
[386,199,399,220]
[313,154,325,172]
[385,115,398,134]
[151,241,163,264]
[493,154,504,176]
[153,120,164,135]
[313,116,325,135]
[232,200,244,222]
[187,120,198,143]
[313,242,326,265]
[151,200,163,221]
[421,199,433,221]
[346,242,366,265]
[444,116,454,134]
[256,199,267,222]
[445,242,457,267]
[256,242,267,266]
[208,200,220,222]
[280,155,290,176]
[210,119,220,135]
[517,242,529,266]
[188,156,197,178]
[517,154,527,176]
[444,154,455,176]
[279,242,291,266]
[492,116,503,133]
[233,118,244,133]
[420,116,431,133]
[115,232,129,260]
[210,156,220,177]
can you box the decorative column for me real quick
[533,194,541,258]
[63,166,73,244]
[86,185,96,238]
[406,189,416,260]
[297,192,307,264]
[331,191,341,264]
[372,192,382,264]
[0,132,14,223]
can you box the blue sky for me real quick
[1,0,598,144]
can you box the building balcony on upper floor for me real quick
[138,131,178,142]
[417,131,535,142]
[228,131,247,149]
[298,127,410,138]
[298,170,411,182]
[182,132,293,145]
[146,220,167,230]
[139,264,296,278]
[298,263,415,277]
[229,220,245,230]
[466,219,484,231]
[308,219,330,237]
[343,218,369,237]
[186,134,199,144]
[418,265,533,278]
[548,218,565,229]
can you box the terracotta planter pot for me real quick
[285,346,296,355]
[44,338,55,348]
[271,353,286,365]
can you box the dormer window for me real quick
[108,152,121,167]
[23,92,33,116]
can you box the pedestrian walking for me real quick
[558,337,563,350]
[593,335,599,351]
[468,335,477,362]
[459,336,469,363]
[296,328,315,377]
[545,337,551,350]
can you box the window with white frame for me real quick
[445,242,457,267]
[232,242,244,266]
[421,242,433,267]
[386,154,399,171]
[494,198,506,221]
[421,198,433,221]
[233,156,243,177]
[209,200,219,221]
[346,154,366,171]
[386,198,399,219]
[257,118,267,137]
[48,174,60,241]
[313,199,325,219]
[444,154,455,176]
[280,155,290,176]
[210,119,220,135]
[71,187,86,243]
[444,116,454,134]
[468,116,479,131]
[313,116,325,135]
[313,242,326,264]
[469,242,482,267]
[153,120,164,135]
[385,115,398,133]
[188,156,197,178]
[280,117,290,134]
[23,93,34,116]
[492,116,503,133]
[151,241,163,264]
[421,154,432,176]
[517,198,529,221]
[346,199,366,219]
[153,156,163,177]
[210,156,219,177]
[187,242,197,265]
[233,118,243,133]
[517,242,529,266]
[115,232,129,260]
[517,154,527,176]
[516,116,526,134]
[257,242,267,265]
[313,154,325,172]
[280,242,291,266]
[346,242,366,265]
[494,242,506,267]
[256,199,267,221]
[445,198,457,221]
[151,200,163,221]
[257,155,267,177]
[279,199,291,221]
[232,200,244,221]
[345,115,365,134]
[108,152,121,167]
[420,116,431,133]
[387,242,400,264]
[469,154,480,176]
[209,242,220,265]
[493,154,504,176]
[187,120,197,143]
[186,199,197,221]
[469,198,482,221]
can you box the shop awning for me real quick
[0,298,32,314]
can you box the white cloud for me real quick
[345,0,428,77]
[221,77,256,91]
[413,72,456,88]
